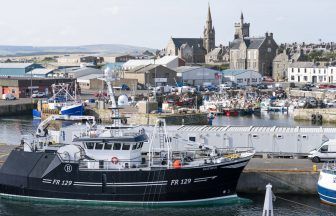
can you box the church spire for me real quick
[240,12,244,24]
[203,3,215,53]
[207,3,212,23]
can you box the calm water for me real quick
[0,115,335,215]
[0,195,334,216]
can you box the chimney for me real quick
[265,32,269,37]
[270,33,273,38]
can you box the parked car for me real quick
[2,93,16,100]
[299,85,312,91]
[31,92,46,98]
[256,83,268,89]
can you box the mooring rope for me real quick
[276,195,333,215]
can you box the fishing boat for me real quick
[0,68,254,206]
[33,82,84,119]
[317,161,336,205]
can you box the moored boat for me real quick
[0,67,255,206]
[317,161,336,205]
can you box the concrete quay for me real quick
[0,145,321,195]
[293,108,336,123]
[237,158,319,195]
[0,98,35,116]
[86,106,208,125]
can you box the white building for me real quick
[123,56,184,71]
[222,69,262,86]
[175,66,221,86]
[287,62,336,83]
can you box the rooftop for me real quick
[0,63,34,69]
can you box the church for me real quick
[229,13,278,76]
[165,5,215,64]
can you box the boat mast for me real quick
[104,66,121,136]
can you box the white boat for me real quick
[317,161,336,205]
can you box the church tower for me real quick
[234,12,250,39]
[203,4,215,53]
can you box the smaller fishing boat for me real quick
[317,161,336,205]
[33,82,84,119]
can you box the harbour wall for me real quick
[0,102,34,116]
[289,89,336,99]
[86,108,208,125]
[237,171,318,194]
[293,108,336,123]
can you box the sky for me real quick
[0,0,334,48]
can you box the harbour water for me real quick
[0,195,334,216]
[0,114,336,215]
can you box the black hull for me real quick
[0,151,250,205]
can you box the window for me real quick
[304,76,308,81]
[292,68,294,73]
[320,145,328,153]
[11,89,15,93]
[122,144,130,150]
[291,76,295,81]
[132,144,137,150]
[86,142,94,149]
[95,143,104,150]
[267,48,272,53]
[252,78,257,82]
[304,68,307,73]
[237,78,243,83]
[104,143,112,150]
[138,142,144,149]
[189,137,196,142]
[113,143,121,150]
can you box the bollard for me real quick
[313,164,318,172]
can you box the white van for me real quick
[308,139,336,163]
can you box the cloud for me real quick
[102,6,120,16]
[275,16,286,21]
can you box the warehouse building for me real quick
[0,63,39,76]
[222,69,262,86]
[175,66,221,86]
[0,77,75,98]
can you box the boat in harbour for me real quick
[33,82,84,119]
[0,68,255,206]
[317,161,336,205]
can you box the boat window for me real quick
[86,142,95,149]
[113,143,121,150]
[138,142,143,149]
[104,143,112,150]
[189,137,196,142]
[95,143,104,150]
[122,144,130,150]
[132,143,137,150]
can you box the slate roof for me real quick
[172,38,204,48]
[289,62,315,68]
[230,37,265,50]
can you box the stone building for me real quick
[234,13,250,39]
[229,14,278,76]
[165,5,215,63]
[205,46,230,64]
[272,50,305,81]
[123,65,177,86]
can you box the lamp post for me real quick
[30,67,33,101]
